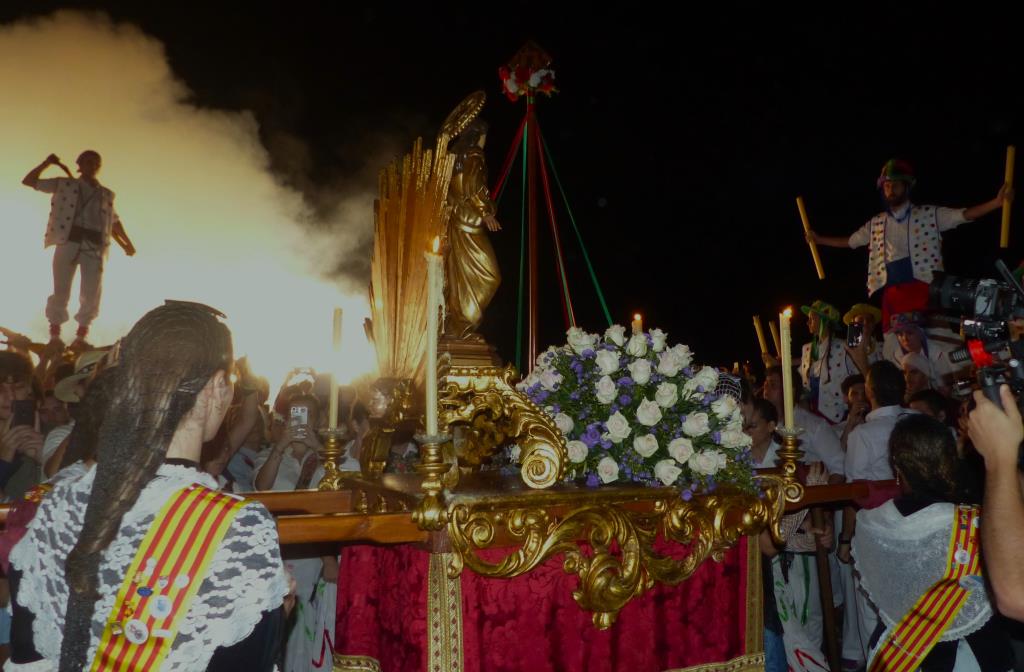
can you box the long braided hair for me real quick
[59,302,232,671]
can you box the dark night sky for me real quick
[4,3,1022,368]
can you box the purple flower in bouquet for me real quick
[683,367,694,377]
[681,489,693,501]
[581,348,596,359]
[616,376,634,388]
[586,473,600,487]
[712,431,722,445]
[618,394,632,406]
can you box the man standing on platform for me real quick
[807,159,1010,355]
[22,151,136,349]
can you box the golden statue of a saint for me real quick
[444,120,502,338]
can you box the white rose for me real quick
[597,457,620,483]
[720,428,751,449]
[566,440,589,463]
[628,359,652,385]
[595,349,620,376]
[694,365,719,390]
[595,375,617,405]
[714,450,729,471]
[650,328,668,353]
[517,371,539,392]
[605,411,632,443]
[690,450,725,476]
[536,345,559,368]
[554,413,575,436]
[626,333,648,357]
[682,412,711,437]
[509,445,522,462]
[670,344,693,368]
[657,351,683,377]
[667,437,695,464]
[711,395,738,419]
[539,369,563,391]
[632,433,659,457]
[654,459,683,486]
[604,324,626,347]
[567,327,597,355]
[654,382,678,409]
[636,398,663,427]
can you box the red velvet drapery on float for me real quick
[335,537,759,672]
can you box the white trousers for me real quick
[46,243,104,329]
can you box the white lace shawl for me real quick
[9,464,288,672]
[852,500,992,641]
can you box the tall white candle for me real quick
[780,308,794,429]
[328,307,343,430]
[425,237,443,435]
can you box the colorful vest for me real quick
[865,205,941,296]
[44,178,116,249]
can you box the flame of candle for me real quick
[783,307,793,318]
[431,236,440,254]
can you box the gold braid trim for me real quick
[332,654,382,672]
[428,552,464,672]
[663,652,766,672]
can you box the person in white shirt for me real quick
[806,158,1009,358]
[840,360,914,664]
[22,151,136,348]
[253,393,336,672]
[763,365,846,481]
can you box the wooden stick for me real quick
[811,507,841,672]
[769,321,782,358]
[797,196,826,280]
[753,315,769,354]
[1001,145,1016,249]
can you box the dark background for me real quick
[4,3,1021,368]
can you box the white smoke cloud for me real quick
[0,11,378,389]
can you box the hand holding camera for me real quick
[968,385,1023,472]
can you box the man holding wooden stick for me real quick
[22,151,136,349]
[807,158,1010,353]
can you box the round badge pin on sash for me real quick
[152,595,174,620]
[125,619,149,645]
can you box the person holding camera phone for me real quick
[253,392,338,672]
[967,385,1024,622]
[0,353,44,498]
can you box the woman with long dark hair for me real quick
[7,301,288,671]
[852,414,1014,671]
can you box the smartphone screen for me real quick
[846,323,864,348]
[11,399,35,428]
[289,405,309,428]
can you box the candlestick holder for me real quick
[411,432,453,531]
[775,425,805,504]
[317,427,350,491]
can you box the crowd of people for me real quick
[739,157,1024,672]
[0,312,383,670]
[1,149,1022,672]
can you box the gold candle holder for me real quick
[775,426,805,503]
[411,432,452,531]
[317,427,349,491]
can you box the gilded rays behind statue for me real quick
[368,91,487,386]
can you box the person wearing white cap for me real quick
[41,349,108,472]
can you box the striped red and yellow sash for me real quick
[868,505,981,672]
[89,484,246,672]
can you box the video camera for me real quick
[929,260,1024,410]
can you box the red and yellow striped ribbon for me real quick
[868,505,981,672]
[90,484,246,671]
